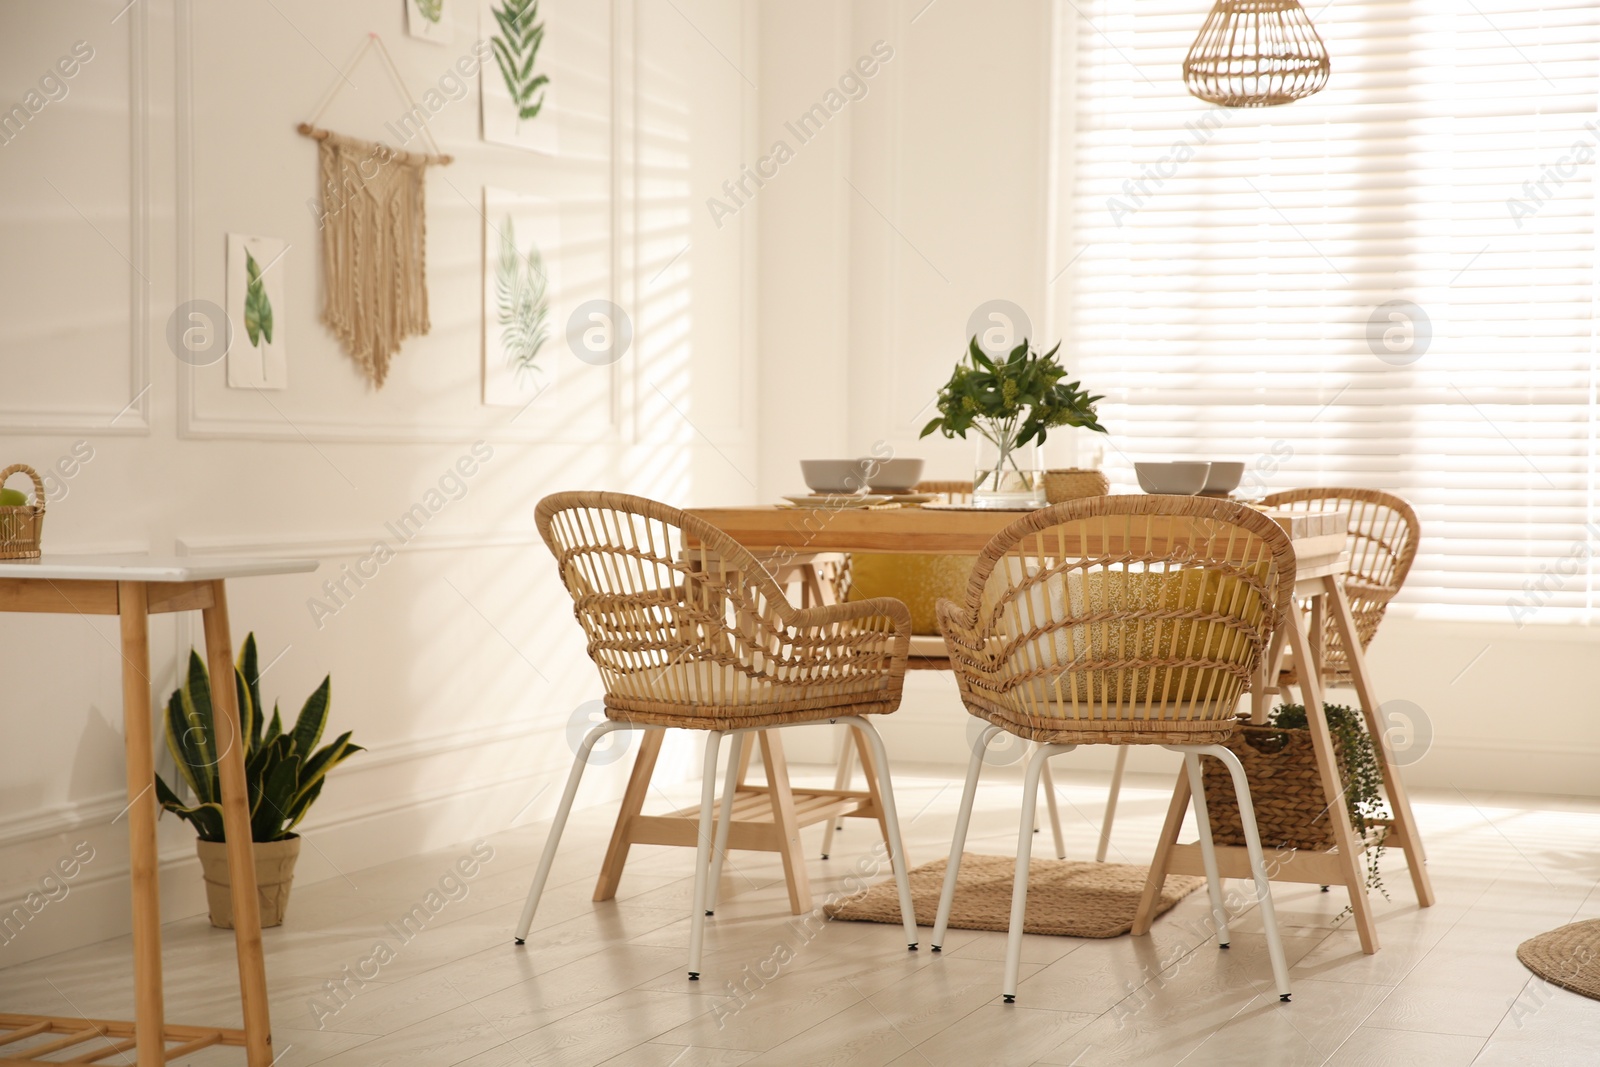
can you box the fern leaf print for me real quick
[495,217,551,382]
[490,0,550,123]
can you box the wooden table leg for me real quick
[757,732,812,913]
[1285,599,1379,954]
[117,583,164,1067]
[201,581,273,1066]
[1323,575,1436,907]
[593,729,665,902]
[1132,763,1191,936]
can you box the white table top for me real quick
[0,554,318,582]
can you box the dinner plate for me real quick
[781,494,894,509]
[919,501,1043,512]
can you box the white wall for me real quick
[0,0,759,964]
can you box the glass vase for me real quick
[972,432,1044,509]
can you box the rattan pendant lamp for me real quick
[1184,0,1330,107]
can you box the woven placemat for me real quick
[825,853,1205,938]
[1517,919,1600,1000]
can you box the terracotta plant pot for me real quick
[195,834,301,929]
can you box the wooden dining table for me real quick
[669,500,1434,953]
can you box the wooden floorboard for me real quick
[0,768,1593,1066]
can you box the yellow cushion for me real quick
[847,553,976,636]
[997,566,1267,707]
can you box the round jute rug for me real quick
[1516,919,1600,1000]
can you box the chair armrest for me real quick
[934,597,986,664]
[785,596,912,679]
[1342,578,1393,605]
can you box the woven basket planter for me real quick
[1043,468,1110,503]
[1201,716,1348,852]
[0,464,45,560]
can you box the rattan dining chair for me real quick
[930,495,1296,1003]
[1092,486,1421,865]
[822,479,1072,861]
[513,492,920,979]
[1259,487,1420,686]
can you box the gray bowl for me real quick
[864,457,924,494]
[1201,461,1246,495]
[1134,461,1212,495]
[800,459,870,494]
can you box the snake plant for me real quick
[155,634,361,843]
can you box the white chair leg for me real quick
[1004,742,1075,1003]
[834,716,918,950]
[1040,757,1066,860]
[1203,743,1293,1002]
[704,732,743,915]
[1096,747,1128,863]
[687,730,725,980]
[821,725,856,859]
[1181,751,1232,949]
[933,723,997,950]
[514,721,636,943]
[1031,746,1040,835]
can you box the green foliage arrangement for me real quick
[155,634,362,843]
[920,338,1106,489]
[495,217,552,382]
[243,250,273,349]
[1270,702,1391,908]
[413,0,444,24]
[491,0,549,122]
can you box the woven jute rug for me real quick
[1517,919,1600,1000]
[825,853,1205,938]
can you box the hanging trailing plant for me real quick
[491,0,549,122]
[1270,702,1391,912]
[243,250,274,349]
[495,216,551,382]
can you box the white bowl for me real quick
[863,457,924,494]
[1134,461,1212,495]
[1201,461,1246,495]
[800,459,871,494]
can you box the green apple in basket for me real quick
[0,488,27,507]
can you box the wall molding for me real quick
[0,0,151,436]
[173,1,628,446]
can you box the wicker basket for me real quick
[1043,468,1110,503]
[0,464,45,560]
[1201,716,1347,852]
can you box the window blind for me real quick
[1058,0,1600,620]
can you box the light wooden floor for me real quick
[4,758,1599,1066]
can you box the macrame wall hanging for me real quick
[297,34,452,388]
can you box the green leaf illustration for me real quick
[495,216,551,382]
[491,0,550,122]
[243,249,274,349]
[414,0,444,24]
